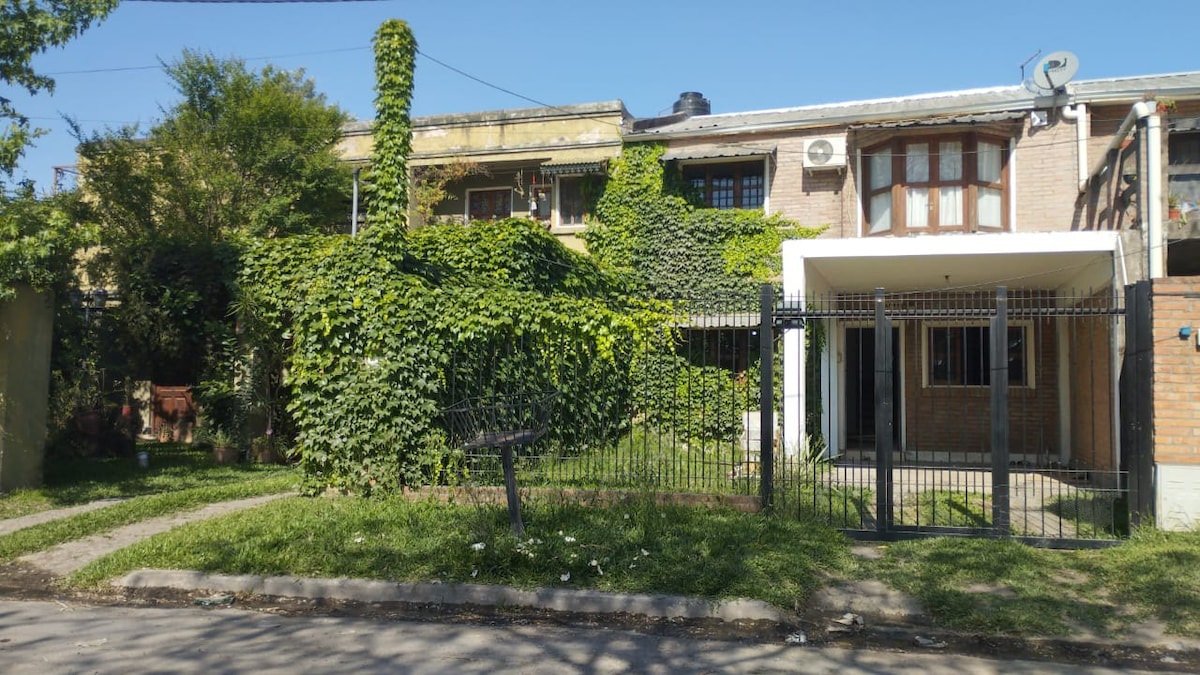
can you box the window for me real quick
[864,133,1008,235]
[557,176,587,227]
[926,325,1028,387]
[467,188,512,221]
[682,160,765,209]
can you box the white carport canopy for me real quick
[779,231,1123,455]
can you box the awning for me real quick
[660,143,776,162]
[850,111,1025,130]
[539,161,605,176]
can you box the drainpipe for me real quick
[1060,103,1088,192]
[1141,104,1165,279]
[351,166,361,236]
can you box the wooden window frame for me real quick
[681,159,767,210]
[466,187,513,222]
[863,133,1010,236]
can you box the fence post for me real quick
[1124,280,1155,526]
[991,286,1011,536]
[874,288,894,536]
[759,284,775,510]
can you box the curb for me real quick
[115,570,788,623]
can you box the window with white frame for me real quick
[924,323,1032,387]
[864,133,1008,236]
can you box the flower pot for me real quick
[212,445,238,464]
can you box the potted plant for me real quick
[196,425,238,464]
[1169,193,1182,222]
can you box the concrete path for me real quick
[0,498,128,536]
[16,493,290,577]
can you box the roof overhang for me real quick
[539,161,606,176]
[782,232,1120,294]
[659,143,776,162]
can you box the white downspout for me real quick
[1140,103,1165,279]
[1060,103,1088,192]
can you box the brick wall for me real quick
[1152,277,1200,465]
[899,317,1060,458]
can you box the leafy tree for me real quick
[73,51,352,385]
[0,0,118,183]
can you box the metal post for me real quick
[501,446,525,538]
[991,286,1011,536]
[1125,280,1155,526]
[759,284,775,510]
[874,288,894,536]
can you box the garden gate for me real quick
[768,283,1150,548]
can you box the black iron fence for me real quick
[778,285,1138,547]
[435,284,1147,548]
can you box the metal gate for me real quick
[770,284,1141,548]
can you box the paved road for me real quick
[0,600,1183,674]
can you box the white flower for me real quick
[623,513,630,520]
[569,553,578,559]
[563,535,576,543]
[640,548,650,557]
[471,568,478,578]
[470,542,486,551]
[589,559,598,567]
[557,530,564,536]
[629,563,637,569]
[560,572,570,582]
[353,536,364,544]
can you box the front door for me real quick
[844,327,901,449]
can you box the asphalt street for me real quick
[0,599,1184,674]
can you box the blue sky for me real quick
[10,0,1200,191]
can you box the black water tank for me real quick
[672,92,711,117]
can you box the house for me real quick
[337,100,630,251]
[623,71,1200,530]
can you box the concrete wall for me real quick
[1152,276,1200,530]
[0,285,54,491]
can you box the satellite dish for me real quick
[1031,51,1079,92]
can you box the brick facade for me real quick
[1152,277,1200,465]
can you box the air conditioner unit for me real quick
[802,135,848,171]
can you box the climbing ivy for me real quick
[584,143,824,299]
[367,19,416,235]
[239,219,667,494]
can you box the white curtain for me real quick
[869,152,892,233]
[907,187,929,228]
[977,142,1002,227]
[938,141,963,226]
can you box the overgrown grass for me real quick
[459,426,752,495]
[896,490,991,528]
[70,494,852,611]
[862,527,1200,637]
[0,444,294,519]
[0,472,297,563]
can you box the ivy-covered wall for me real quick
[583,143,824,299]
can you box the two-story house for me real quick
[338,100,630,251]
[624,72,1200,529]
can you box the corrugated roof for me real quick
[539,161,605,175]
[660,143,776,161]
[850,111,1025,129]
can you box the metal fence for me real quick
[436,284,1146,548]
[777,285,1137,547]
[439,293,768,498]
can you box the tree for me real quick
[0,0,118,182]
[74,51,353,384]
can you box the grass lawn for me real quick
[860,528,1200,637]
[0,445,298,562]
[69,494,852,611]
[0,444,295,520]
